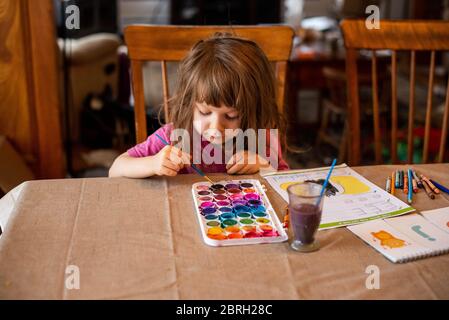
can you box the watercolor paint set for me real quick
[192,179,288,246]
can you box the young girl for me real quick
[109,33,289,178]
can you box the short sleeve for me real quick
[127,124,173,157]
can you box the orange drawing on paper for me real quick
[371,230,407,249]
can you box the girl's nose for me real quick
[209,115,225,132]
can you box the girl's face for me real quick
[193,101,241,144]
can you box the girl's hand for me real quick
[151,145,191,176]
[226,151,269,175]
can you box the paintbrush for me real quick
[154,133,214,184]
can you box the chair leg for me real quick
[338,120,348,163]
[316,105,330,147]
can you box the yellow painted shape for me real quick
[329,176,370,195]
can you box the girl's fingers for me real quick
[227,163,246,175]
[162,158,180,172]
[239,165,255,175]
[226,152,244,169]
[161,165,178,176]
[180,151,191,165]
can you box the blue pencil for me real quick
[316,158,337,206]
[407,169,413,204]
[154,133,214,184]
[430,179,449,195]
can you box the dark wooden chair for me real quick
[341,20,449,165]
[124,25,294,143]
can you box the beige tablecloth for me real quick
[0,164,448,299]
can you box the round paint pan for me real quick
[220,212,235,220]
[201,207,217,215]
[212,189,226,195]
[255,217,271,225]
[242,188,256,194]
[224,183,240,190]
[213,194,228,201]
[233,205,251,213]
[216,200,231,207]
[206,220,221,227]
[259,224,274,233]
[228,194,244,201]
[239,218,255,226]
[252,211,268,218]
[197,190,211,196]
[224,226,241,234]
[226,188,242,195]
[204,214,219,221]
[240,182,253,189]
[200,201,215,210]
[210,184,225,190]
[198,196,213,203]
[207,226,224,235]
[221,219,238,228]
[196,184,211,191]
[227,232,244,239]
[243,193,260,201]
[231,200,247,207]
[236,212,252,220]
[218,207,233,214]
[247,199,262,207]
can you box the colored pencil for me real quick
[395,170,400,188]
[412,170,423,188]
[407,169,413,204]
[386,176,391,193]
[390,172,396,196]
[430,179,449,195]
[421,179,435,200]
[404,171,408,194]
[420,174,440,194]
[412,177,418,193]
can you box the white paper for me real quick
[420,207,449,234]
[347,219,432,263]
[385,214,449,253]
[262,164,414,229]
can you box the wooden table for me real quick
[0,164,448,299]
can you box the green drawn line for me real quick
[319,207,415,229]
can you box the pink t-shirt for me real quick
[127,123,289,173]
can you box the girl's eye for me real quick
[199,110,211,116]
[226,114,239,120]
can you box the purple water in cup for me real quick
[287,182,324,252]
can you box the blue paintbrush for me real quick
[316,158,337,206]
[154,133,214,184]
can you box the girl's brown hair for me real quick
[167,32,287,151]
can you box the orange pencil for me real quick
[390,172,395,196]
[404,172,408,194]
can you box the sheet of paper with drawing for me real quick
[348,212,449,263]
[262,164,415,229]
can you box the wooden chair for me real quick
[124,25,294,143]
[341,20,449,165]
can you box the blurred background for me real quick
[1,0,449,196]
